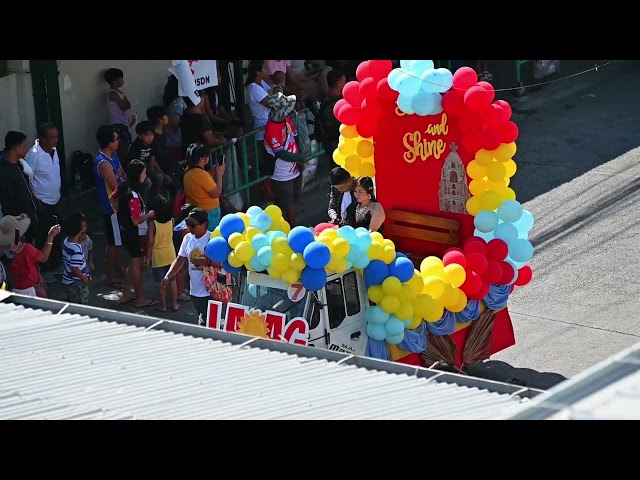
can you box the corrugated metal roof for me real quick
[0,295,540,420]
[506,340,640,420]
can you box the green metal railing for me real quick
[208,108,325,206]
[515,60,531,83]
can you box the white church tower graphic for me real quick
[438,142,470,214]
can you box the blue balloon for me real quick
[345,245,362,263]
[366,305,390,325]
[387,68,406,90]
[385,315,406,336]
[513,209,535,233]
[256,246,273,266]
[397,73,422,97]
[300,266,327,291]
[363,259,390,286]
[252,212,272,232]
[396,252,408,259]
[246,205,263,219]
[411,90,439,116]
[420,68,453,94]
[251,233,270,252]
[366,322,388,341]
[354,230,372,251]
[205,237,231,263]
[337,225,357,245]
[222,260,241,274]
[249,255,267,272]
[494,222,518,244]
[473,228,496,243]
[509,238,534,263]
[353,253,371,270]
[497,200,524,224]
[474,210,500,233]
[388,256,414,283]
[288,226,315,253]
[303,241,331,269]
[397,93,415,114]
[267,231,287,243]
[219,214,245,240]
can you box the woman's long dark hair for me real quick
[117,160,147,229]
[244,60,265,86]
[162,75,179,107]
[356,176,376,202]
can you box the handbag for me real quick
[204,267,232,302]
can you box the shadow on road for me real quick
[466,360,567,391]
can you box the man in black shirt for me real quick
[0,131,38,241]
[127,120,169,202]
[318,69,347,169]
[180,96,225,158]
[147,105,183,195]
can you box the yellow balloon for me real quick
[382,277,402,296]
[271,237,291,255]
[421,261,444,279]
[317,236,334,250]
[475,149,494,166]
[359,162,376,178]
[332,237,350,257]
[340,124,358,139]
[237,212,250,228]
[271,252,289,271]
[227,232,245,249]
[423,303,444,323]
[422,276,445,299]
[245,226,261,241]
[281,268,300,285]
[366,243,383,261]
[466,160,487,180]
[469,179,489,197]
[437,284,460,309]
[235,241,255,262]
[448,290,468,313]
[411,294,434,318]
[465,196,482,216]
[382,239,395,249]
[320,228,338,241]
[356,139,374,158]
[380,295,400,314]
[332,256,349,273]
[244,260,255,272]
[210,228,221,238]
[370,232,384,245]
[339,140,356,156]
[486,162,507,181]
[280,220,291,235]
[344,154,361,174]
[503,187,517,201]
[398,284,414,303]
[480,190,502,211]
[333,149,346,167]
[493,142,517,162]
[487,179,508,191]
[443,263,466,288]
[264,204,283,222]
[267,267,282,279]
[395,302,414,321]
[228,251,244,269]
[504,159,517,178]
[408,271,425,297]
[290,253,306,271]
[381,246,396,264]
[368,285,384,304]
[407,316,423,330]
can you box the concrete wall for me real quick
[58,60,172,169]
[0,65,37,145]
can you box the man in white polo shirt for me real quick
[25,122,63,283]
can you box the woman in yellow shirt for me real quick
[147,195,179,312]
[182,143,226,229]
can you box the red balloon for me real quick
[359,77,378,101]
[462,131,483,155]
[452,66,478,91]
[482,103,509,128]
[333,98,348,119]
[497,261,516,285]
[457,111,483,134]
[466,252,488,276]
[376,77,399,103]
[486,239,508,262]
[368,60,392,81]
[360,97,381,117]
[483,260,503,284]
[441,89,465,117]
[460,269,482,296]
[443,250,467,268]
[481,127,502,151]
[464,236,487,256]
[500,121,519,143]
[467,278,489,300]
[343,81,362,107]
[514,265,533,286]
[477,81,496,104]
[356,61,372,82]
[356,113,377,138]
[337,103,360,125]
[464,85,492,113]
[495,99,513,120]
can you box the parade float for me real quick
[202,60,535,371]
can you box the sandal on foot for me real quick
[136,300,159,308]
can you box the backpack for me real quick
[71,151,95,191]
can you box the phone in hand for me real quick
[14,228,20,245]
[218,154,225,166]
[52,215,59,225]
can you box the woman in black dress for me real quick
[340,176,385,233]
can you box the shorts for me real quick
[207,207,221,230]
[152,265,173,283]
[103,213,122,247]
[271,174,302,210]
[113,123,132,145]
[139,236,147,258]
[12,286,37,297]
[66,281,90,304]
[121,228,143,259]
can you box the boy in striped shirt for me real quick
[62,213,91,304]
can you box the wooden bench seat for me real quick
[384,209,460,265]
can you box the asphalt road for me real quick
[46,60,639,390]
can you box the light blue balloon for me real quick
[385,316,406,336]
[345,260,353,271]
[353,253,370,270]
[507,257,527,270]
[367,305,390,325]
[494,222,519,244]
[497,200,524,224]
[410,60,435,76]
[420,68,453,93]
[248,283,258,297]
[474,210,500,233]
[250,233,270,252]
[250,255,267,272]
[367,322,388,342]
[397,93,415,115]
[337,225,357,244]
[386,333,405,345]
[473,228,495,243]
[513,209,535,233]
[354,230,372,251]
[246,205,263,219]
[266,231,287,243]
[252,212,272,232]
[345,245,362,263]
[399,60,416,70]
[256,245,273,266]
[387,68,405,91]
[411,91,438,116]
[509,238,534,263]
[403,319,413,327]
[397,72,422,97]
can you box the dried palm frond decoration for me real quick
[421,334,457,367]
[461,309,497,368]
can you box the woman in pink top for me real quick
[105,68,134,160]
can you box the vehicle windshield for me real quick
[241,277,308,322]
